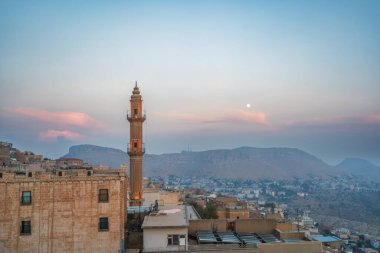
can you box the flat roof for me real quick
[312,235,341,243]
[142,205,188,229]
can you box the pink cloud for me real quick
[234,109,268,125]
[9,107,105,129]
[157,109,269,126]
[366,114,380,123]
[39,130,82,141]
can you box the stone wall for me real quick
[0,169,127,253]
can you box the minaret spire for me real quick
[127,83,145,206]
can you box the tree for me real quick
[190,201,218,219]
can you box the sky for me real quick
[0,0,379,165]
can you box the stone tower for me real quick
[127,82,145,206]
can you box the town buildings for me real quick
[140,204,323,253]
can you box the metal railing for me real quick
[144,245,186,252]
[127,113,146,121]
[127,143,146,153]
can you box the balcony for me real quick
[127,143,146,155]
[127,113,146,122]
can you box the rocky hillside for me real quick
[63,145,340,180]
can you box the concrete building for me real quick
[142,205,190,252]
[0,167,128,253]
[127,82,145,207]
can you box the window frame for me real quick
[21,191,31,205]
[20,220,31,235]
[99,217,109,231]
[98,189,109,203]
[167,234,180,245]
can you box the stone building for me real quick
[0,141,12,165]
[144,188,182,206]
[0,167,128,253]
[11,150,43,164]
[217,207,250,220]
[56,157,84,168]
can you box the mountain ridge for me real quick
[336,157,380,182]
[62,144,341,180]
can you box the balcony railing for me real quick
[127,143,146,154]
[126,113,146,121]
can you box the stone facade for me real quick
[0,168,127,253]
[0,142,12,165]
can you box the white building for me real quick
[142,205,194,252]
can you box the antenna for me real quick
[296,208,300,232]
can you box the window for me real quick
[58,171,62,176]
[99,217,109,231]
[134,142,138,148]
[134,108,138,115]
[0,173,2,178]
[87,171,92,176]
[167,234,180,245]
[99,189,108,202]
[20,221,31,235]
[28,172,32,177]
[21,191,31,205]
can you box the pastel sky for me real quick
[0,1,379,165]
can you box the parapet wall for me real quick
[189,219,228,234]
[189,218,279,234]
[235,219,277,234]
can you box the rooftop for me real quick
[142,205,189,229]
[312,235,341,243]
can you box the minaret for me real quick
[127,82,145,206]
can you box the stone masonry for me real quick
[0,168,127,253]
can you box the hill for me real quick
[63,144,128,168]
[63,145,340,180]
[336,158,380,182]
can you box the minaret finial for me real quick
[135,81,138,88]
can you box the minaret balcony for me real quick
[127,113,146,122]
[127,143,146,155]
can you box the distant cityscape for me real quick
[1,86,380,253]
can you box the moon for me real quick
[246,103,251,108]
